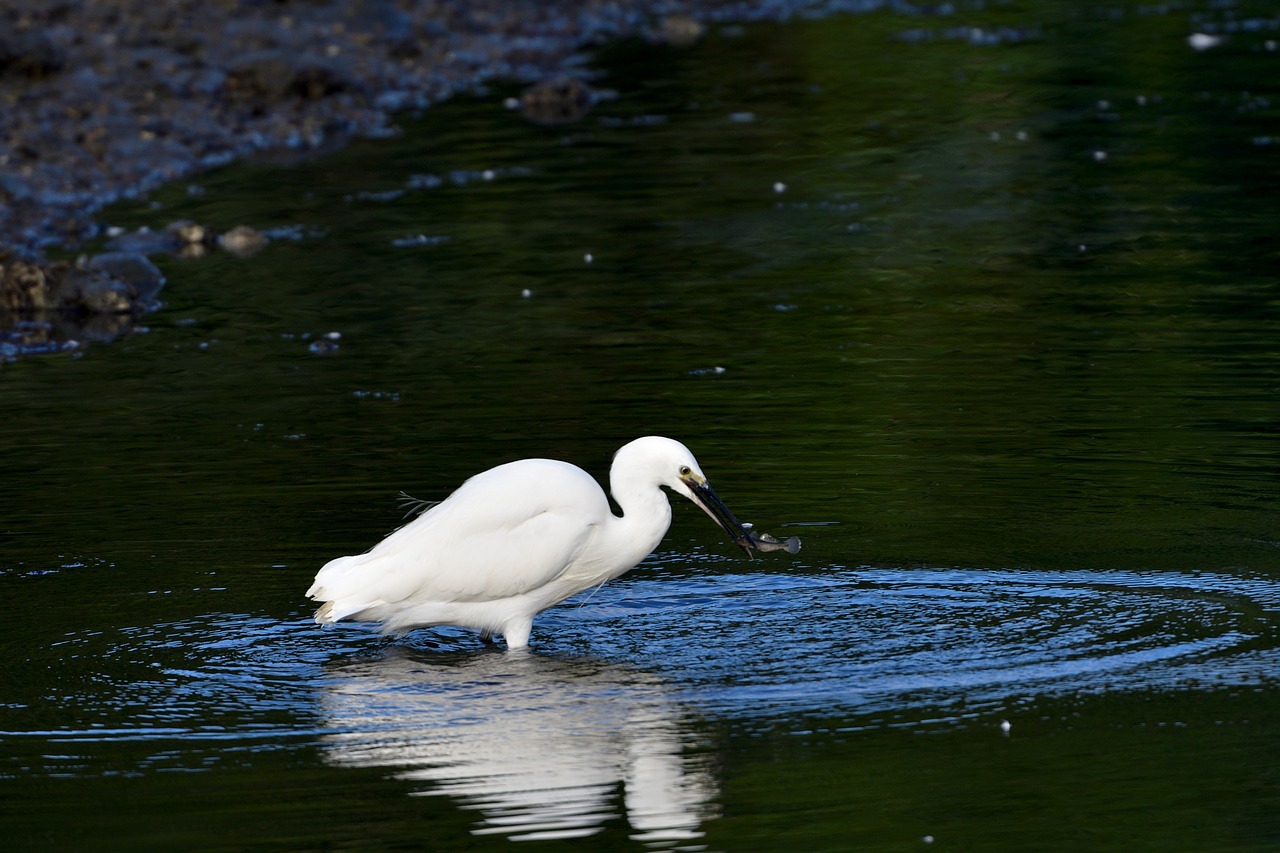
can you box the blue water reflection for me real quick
[539,563,1280,722]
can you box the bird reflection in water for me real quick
[318,647,719,845]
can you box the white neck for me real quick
[598,474,673,579]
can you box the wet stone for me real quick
[29,252,167,317]
[0,258,54,313]
[657,16,707,47]
[219,226,267,258]
[1,249,165,361]
[55,269,135,315]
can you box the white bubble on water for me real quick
[1188,33,1223,51]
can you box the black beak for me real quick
[684,477,757,556]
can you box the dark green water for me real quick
[4,3,1280,850]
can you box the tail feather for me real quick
[311,595,387,625]
[313,600,336,625]
[307,552,375,620]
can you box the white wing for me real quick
[309,459,611,615]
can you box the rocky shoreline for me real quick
[1,0,836,356]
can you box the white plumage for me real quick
[307,436,755,648]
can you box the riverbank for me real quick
[1,0,816,352]
[0,0,831,259]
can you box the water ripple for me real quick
[5,565,1275,841]
[540,565,1280,720]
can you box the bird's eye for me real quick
[679,465,692,476]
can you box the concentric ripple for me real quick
[4,564,1276,843]
[539,565,1280,720]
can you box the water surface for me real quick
[3,3,1279,850]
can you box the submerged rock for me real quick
[104,221,223,258]
[519,77,598,125]
[657,16,707,47]
[0,251,167,316]
[82,252,166,306]
[1,250,165,361]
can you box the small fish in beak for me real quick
[681,474,800,557]
[739,522,801,554]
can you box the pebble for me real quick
[656,16,706,47]
[219,226,267,258]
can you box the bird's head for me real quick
[615,436,757,555]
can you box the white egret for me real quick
[308,436,787,649]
